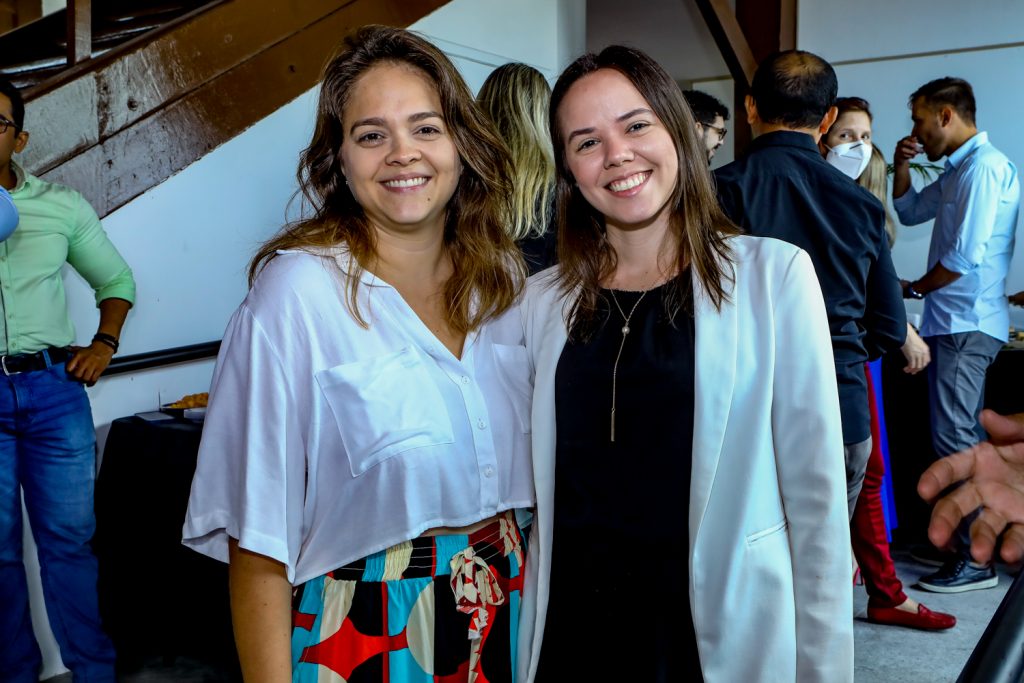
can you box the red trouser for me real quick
[850,364,907,608]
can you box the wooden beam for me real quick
[14,0,41,26]
[66,0,91,65]
[694,0,798,157]
[692,0,757,88]
[31,0,450,217]
[22,1,448,174]
[778,0,797,51]
[692,0,757,156]
[731,80,750,157]
[0,2,14,33]
[737,0,796,63]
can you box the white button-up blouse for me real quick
[182,248,534,585]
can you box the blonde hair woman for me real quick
[860,146,897,245]
[478,62,557,273]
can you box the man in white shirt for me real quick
[894,76,1020,593]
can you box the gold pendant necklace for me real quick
[608,289,648,442]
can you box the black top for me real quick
[714,130,906,443]
[517,207,559,275]
[517,228,558,275]
[536,279,702,681]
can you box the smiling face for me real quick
[339,62,462,238]
[556,68,679,234]
[825,110,871,148]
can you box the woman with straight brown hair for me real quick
[183,25,533,683]
[516,46,853,682]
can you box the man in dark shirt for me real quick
[714,51,906,519]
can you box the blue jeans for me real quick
[0,362,116,682]
[926,331,1004,560]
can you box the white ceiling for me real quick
[586,0,730,85]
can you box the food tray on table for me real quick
[183,407,207,422]
[161,392,209,419]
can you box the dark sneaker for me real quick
[910,544,957,568]
[918,558,998,593]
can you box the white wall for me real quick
[799,3,1024,326]
[30,0,586,677]
[40,0,66,17]
[415,0,579,81]
[587,0,727,83]
[690,76,736,170]
[799,0,1024,64]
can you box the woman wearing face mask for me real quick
[822,97,956,631]
[183,26,533,682]
[518,46,852,683]
[823,99,933,374]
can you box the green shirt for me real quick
[1,161,136,355]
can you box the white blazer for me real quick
[516,235,853,683]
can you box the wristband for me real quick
[93,332,119,352]
[907,285,925,300]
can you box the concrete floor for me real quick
[43,551,1010,682]
[854,550,1011,683]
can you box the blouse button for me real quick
[461,375,470,385]
[483,465,495,478]
[477,419,487,430]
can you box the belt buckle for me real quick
[1,355,19,376]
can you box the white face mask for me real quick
[825,140,872,179]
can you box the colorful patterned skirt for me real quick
[291,512,526,683]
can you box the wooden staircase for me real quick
[0,1,215,89]
[2,0,450,217]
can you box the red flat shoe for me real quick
[866,603,956,630]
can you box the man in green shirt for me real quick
[0,77,135,683]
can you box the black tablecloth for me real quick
[984,347,1024,416]
[94,416,239,677]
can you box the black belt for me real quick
[1,347,73,375]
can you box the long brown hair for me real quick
[549,46,739,337]
[250,25,524,332]
[477,63,555,242]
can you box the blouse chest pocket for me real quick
[491,343,533,434]
[315,347,455,477]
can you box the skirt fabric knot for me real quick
[449,546,506,640]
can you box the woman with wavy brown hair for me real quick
[517,46,852,682]
[184,25,532,683]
